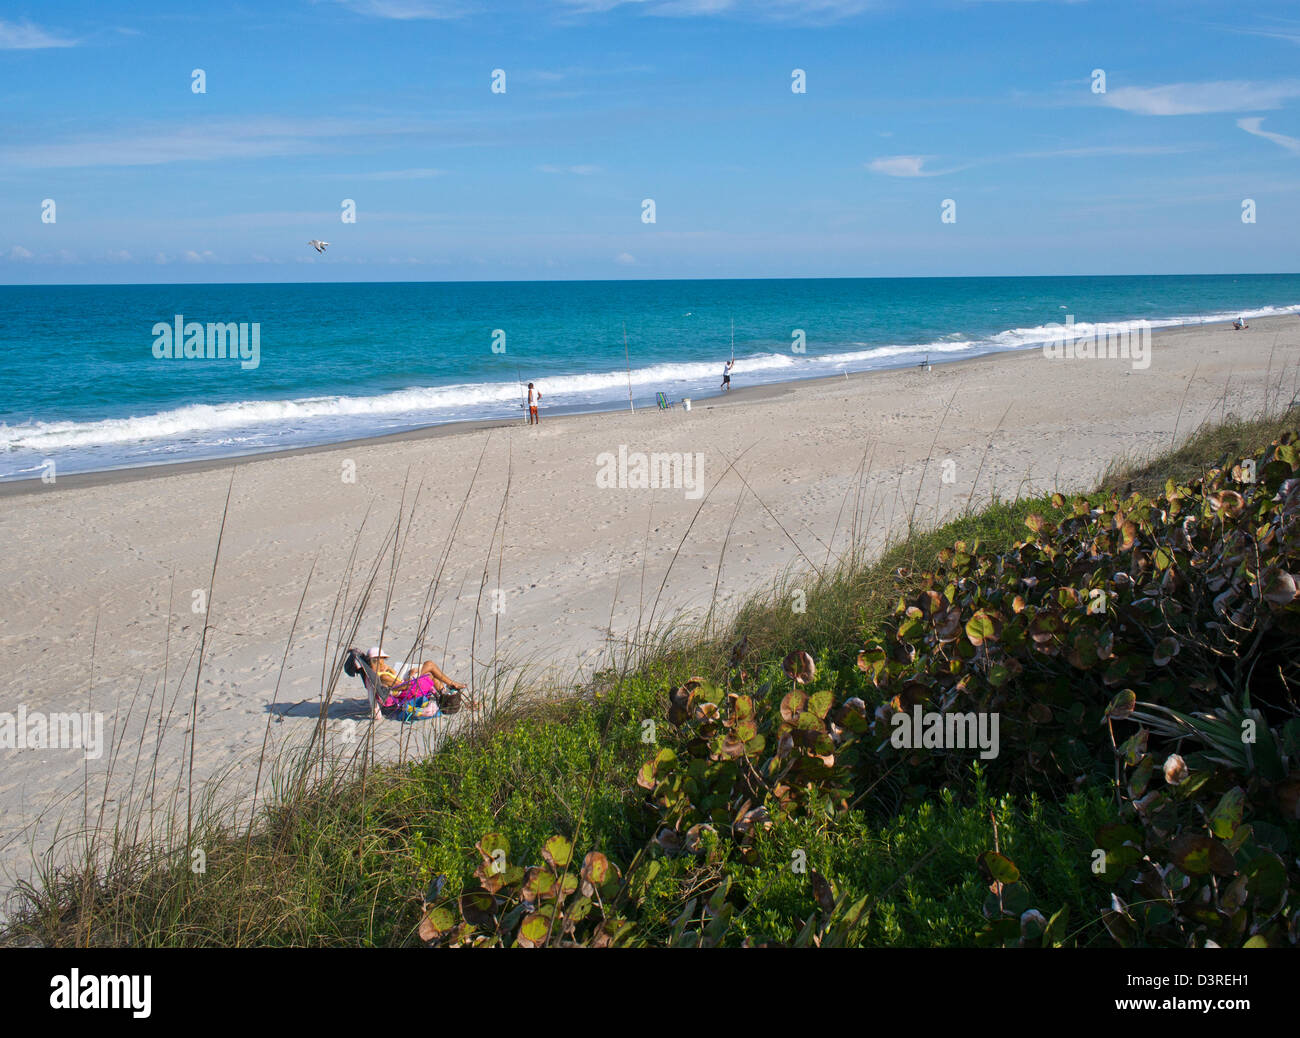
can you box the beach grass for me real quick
[2,409,1295,948]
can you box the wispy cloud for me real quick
[1017,143,1195,159]
[1219,18,1300,45]
[1238,116,1300,155]
[555,0,873,23]
[0,18,78,49]
[327,0,467,19]
[867,143,1191,179]
[3,246,78,264]
[327,167,447,180]
[537,163,602,174]
[866,155,962,177]
[1101,79,1300,116]
[0,116,449,169]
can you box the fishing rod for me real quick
[623,323,634,413]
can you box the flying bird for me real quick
[308,240,330,253]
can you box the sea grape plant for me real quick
[417,833,636,947]
[636,671,868,864]
[859,434,1300,945]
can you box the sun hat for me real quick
[368,645,389,659]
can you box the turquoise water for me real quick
[1,274,1297,479]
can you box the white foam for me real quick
[3,301,1297,467]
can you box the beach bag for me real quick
[437,688,463,715]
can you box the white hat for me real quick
[368,645,389,659]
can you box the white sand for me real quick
[0,317,1295,890]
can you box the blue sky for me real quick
[2,0,1299,283]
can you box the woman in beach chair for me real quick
[343,646,469,722]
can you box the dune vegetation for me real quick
[4,413,1298,948]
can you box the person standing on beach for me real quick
[528,382,541,424]
[721,359,733,392]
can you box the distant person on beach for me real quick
[721,359,733,391]
[1233,317,1248,330]
[528,382,541,424]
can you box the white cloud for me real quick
[1238,116,1300,155]
[329,0,467,19]
[615,251,635,264]
[0,19,78,49]
[105,249,133,263]
[182,250,216,264]
[555,0,873,23]
[7,245,34,261]
[1101,79,1300,116]
[867,144,1188,180]
[866,155,960,177]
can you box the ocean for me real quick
[1,274,1297,481]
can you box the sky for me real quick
[1,0,1298,284]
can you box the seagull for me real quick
[308,240,330,253]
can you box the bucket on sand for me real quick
[682,398,692,411]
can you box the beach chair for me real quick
[656,392,675,411]
[343,648,465,720]
[343,648,397,719]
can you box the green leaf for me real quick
[1042,904,1070,948]
[517,911,552,948]
[1208,787,1245,840]
[1170,834,1235,876]
[542,834,573,869]
[477,832,510,862]
[966,610,998,646]
[977,850,1020,885]
[1103,689,1136,722]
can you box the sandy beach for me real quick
[1,316,1296,889]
